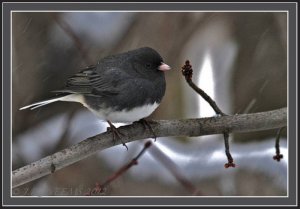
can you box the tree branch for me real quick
[12,107,287,188]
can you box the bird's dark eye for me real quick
[145,63,151,68]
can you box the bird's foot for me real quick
[106,121,128,150]
[137,119,157,141]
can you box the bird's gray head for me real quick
[128,47,171,79]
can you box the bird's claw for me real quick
[137,119,157,141]
[107,121,128,150]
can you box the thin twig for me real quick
[86,141,152,196]
[12,108,287,188]
[181,60,234,167]
[223,132,235,168]
[181,60,226,116]
[273,126,286,162]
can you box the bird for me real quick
[20,47,171,149]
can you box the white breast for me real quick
[61,94,159,123]
[89,102,159,123]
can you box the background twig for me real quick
[51,13,93,65]
[148,143,200,195]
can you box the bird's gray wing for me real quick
[53,65,127,97]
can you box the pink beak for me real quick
[158,62,171,71]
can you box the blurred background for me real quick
[12,12,287,196]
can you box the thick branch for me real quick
[12,108,287,188]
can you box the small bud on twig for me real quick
[181,60,193,81]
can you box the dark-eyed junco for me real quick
[20,47,171,148]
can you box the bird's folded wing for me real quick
[53,66,124,97]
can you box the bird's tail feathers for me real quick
[19,97,65,110]
[20,93,86,110]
